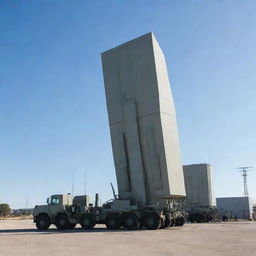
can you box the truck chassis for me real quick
[80,198,186,230]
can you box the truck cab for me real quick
[46,194,72,216]
[33,193,89,230]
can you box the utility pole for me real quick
[237,167,253,197]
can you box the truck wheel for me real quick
[69,223,76,229]
[55,214,70,230]
[36,215,50,230]
[180,217,185,226]
[189,215,195,223]
[80,214,95,229]
[122,213,140,230]
[105,214,121,230]
[170,218,175,227]
[143,213,161,230]
[160,217,166,229]
[194,213,203,223]
[164,217,171,227]
[175,217,185,226]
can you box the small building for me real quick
[216,197,255,219]
[11,208,33,216]
[183,163,216,210]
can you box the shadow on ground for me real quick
[0,227,148,235]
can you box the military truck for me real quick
[34,191,185,231]
[33,193,89,230]
[33,33,187,231]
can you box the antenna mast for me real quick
[25,197,28,215]
[237,167,253,197]
[72,169,75,196]
[84,168,87,195]
[111,183,117,199]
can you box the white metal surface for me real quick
[216,197,255,219]
[183,163,216,209]
[101,33,185,204]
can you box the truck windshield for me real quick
[51,198,60,205]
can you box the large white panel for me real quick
[102,33,186,204]
[183,164,216,209]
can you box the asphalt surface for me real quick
[0,219,255,256]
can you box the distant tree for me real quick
[0,203,11,217]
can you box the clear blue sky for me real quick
[0,1,255,209]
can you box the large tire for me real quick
[105,214,121,230]
[175,217,185,226]
[143,213,161,230]
[194,213,203,223]
[36,215,50,230]
[170,218,175,227]
[164,217,171,228]
[160,217,165,229]
[55,214,70,230]
[122,213,140,230]
[69,223,76,229]
[80,214,95,229]
[189,215,195,223]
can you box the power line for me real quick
[237,167,253,197]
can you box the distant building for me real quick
[183,163,216,210]
[12,208,33,216]
[216,197,255,219]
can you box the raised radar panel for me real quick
[101,33,186,205]
[183,163,216,209]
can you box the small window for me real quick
[51,198,60,205]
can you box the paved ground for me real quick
[0,219,255,256]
